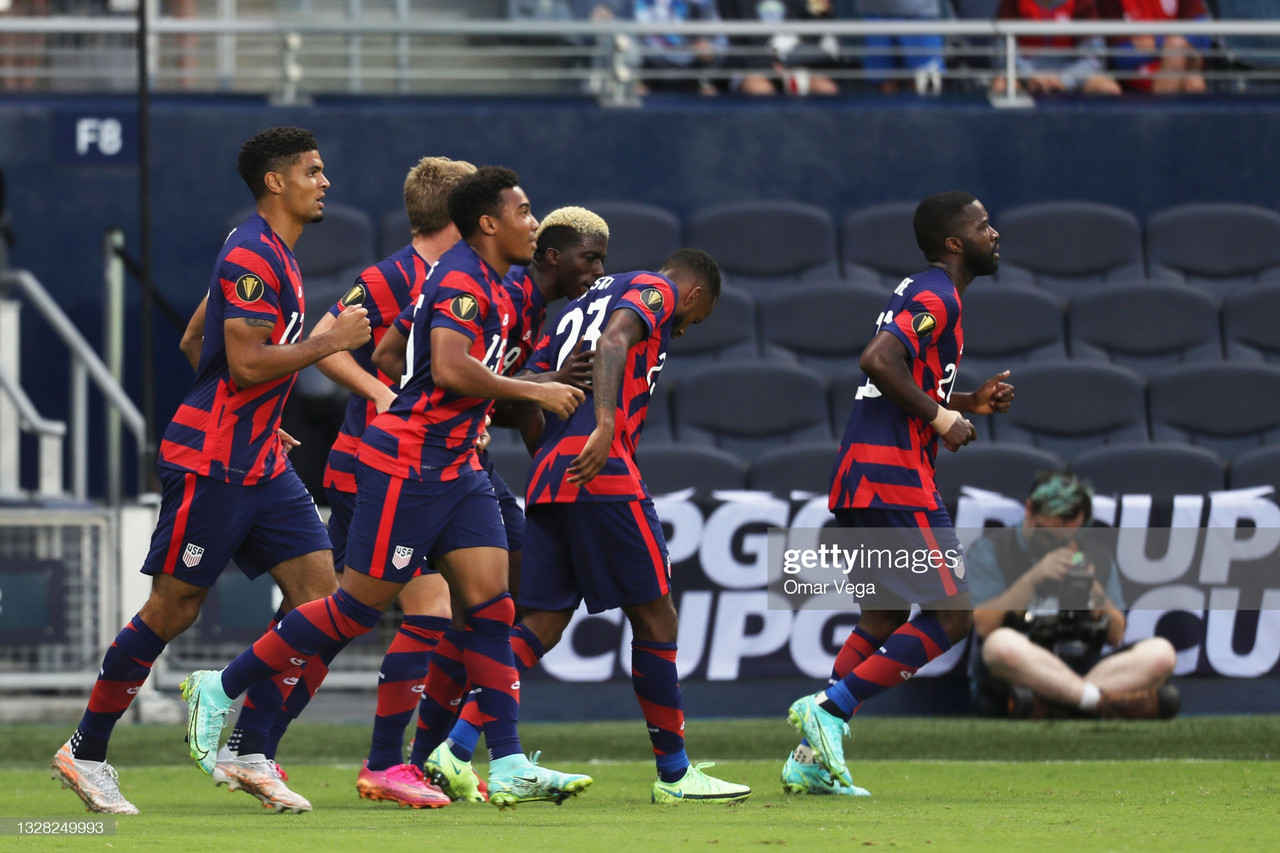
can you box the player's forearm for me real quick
[317,349,392,404]
[228,331,349,388]
[590,331,630,427]
[860,348,942,422]
[180,333,202,371]
[432,354,545,403]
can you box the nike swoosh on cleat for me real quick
[189,694,208,759]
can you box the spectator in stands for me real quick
[991,0,1123,95]
[1098,0,1209,93]
[0,0,49,91]
[716,0,842,95]
[968,471,1179,719]
[841,0,945,94]
[582,0,726,95]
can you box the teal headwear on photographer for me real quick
[1027,472,1093,524]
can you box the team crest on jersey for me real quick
[182,543,205,568]
[235,274,264,304]
[912,313,937,336]
[640,287,665,312]
[339,283,366,309]
[449,294,479,322]
[391,545,414,570]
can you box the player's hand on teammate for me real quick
[970,370,1015,415]
[475,416,493,453]
[554,340,595,392]
[533,381,585,419]
[277,428,300,455]
[568,425,611,485]
[331,305,372,351]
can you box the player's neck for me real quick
[466,236,513,281]
[527,261,556,302]
[256,204,305,251]
[412,229,460,267]
[929,260,973,293]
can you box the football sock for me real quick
[234,609,290,759]
[1078,682,1102,713]
[820,614,951,719]
[462,594,522,761]
[260,641,348,761]
[408,628,469,768]
[74,615,166,762]
[447,624,545,762]
[366,614,448,771]
[632,640,689,784]
[800,625,882,748]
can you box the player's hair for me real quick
[533,206,610,260]
[913,190,980,262]
[403,156,477,237]
[237,127,320,200]
[1027,471,1093,524]
[448,165,522,239]
[660,248,721,302]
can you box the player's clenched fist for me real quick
[533,381,585,419]
[332,305,371,350]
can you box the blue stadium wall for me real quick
[4,93,1280,493]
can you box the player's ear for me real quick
[943,235,964,256]
[544,246,559,267]
[685,285,703,308]
[478,212,498,237]
[263,171,285,196]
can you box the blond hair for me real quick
[535,206,610,247]
[403,156,477,237]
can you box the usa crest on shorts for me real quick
[392,545,414,570]
[182,543,205,568]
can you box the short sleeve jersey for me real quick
[524,271,676,505]
[829,267,964,513]
[500,265,549,377]
[158,214,306,485]
[357,241,515,482]
[321,245,433,493]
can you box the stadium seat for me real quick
[1227,445,1280,489]
[634,445,749,495]
[687,201,838,295]
[485,445,533,496]
[1066,281,1223,373]
[840,201,923,287]
[1223,282,1280,362]
[672,363,830,459]
[664,288,792,384]
[1145,203,1280,300]
[1072,442,1225,497]
[960,286,1072,378]
[996,201,1145,300]
[580,201,682,274]
[996,362,1148,461]
[933,444,1064,509]
[1148,363,1280,460]
[381,209,411,259]
[747,441,838,496]
[758,284,892,377]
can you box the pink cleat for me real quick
[356,761,451,809]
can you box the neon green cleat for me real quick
[425,742,486,803]
[180,670,233,775]
[651,762,751,805]
[781,745,869,797]
[787,695,851,786]
[487,752,592,809]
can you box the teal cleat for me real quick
[424,742,486,803]
[787,695,851,786]
[781,745,869,797]
[487,752,592,809]
[651,762,751,805]
[180,670,233,775]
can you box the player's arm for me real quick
[860,331,975,451]
[224,305,371,388]
[312,310,398,414]
[568,308,646,485]
[950,370,1014,416]
[429,326,583,417]
[371,321,408,384]
[179,294,208,370]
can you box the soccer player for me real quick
[463,248,754,805]
[51,126,372,815]
[179,166,594,810]
[782,191,1014,796]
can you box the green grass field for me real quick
[5,718,1277,852]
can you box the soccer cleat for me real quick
[651,762,752,805]
[356,761,451,809]
[51,741,140,815]
[180,669,233,775]
[424,742,487,803]
[781,745,870,797]
[213,747,312,813]
[787,695,852,786]
[486,752,593,809]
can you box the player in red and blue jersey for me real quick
[180,167,595,809]
[492,249,751,804]
[53,127,372,816]
[785,191,1015,797]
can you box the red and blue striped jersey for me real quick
[501,265,548,377]
[158,214,307,486]
[357,241,515,482]
[524,272,676,504]
[829,267,965,512]
[321,245,433,493]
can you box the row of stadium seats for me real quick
[487,440,1280,506]
[240,199,1280,311]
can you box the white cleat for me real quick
[51,740,139,815]
[213,747,312,813]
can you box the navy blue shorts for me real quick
[141,466,331,588]
[488,465,525,553]
[345,463,508,584]
[324,485,356,572]
[832,506,968,607]
[519,499,670,614]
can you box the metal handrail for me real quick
[0,270,148,502]
[0,363,66,499]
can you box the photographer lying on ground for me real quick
[968,472,1179,719]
